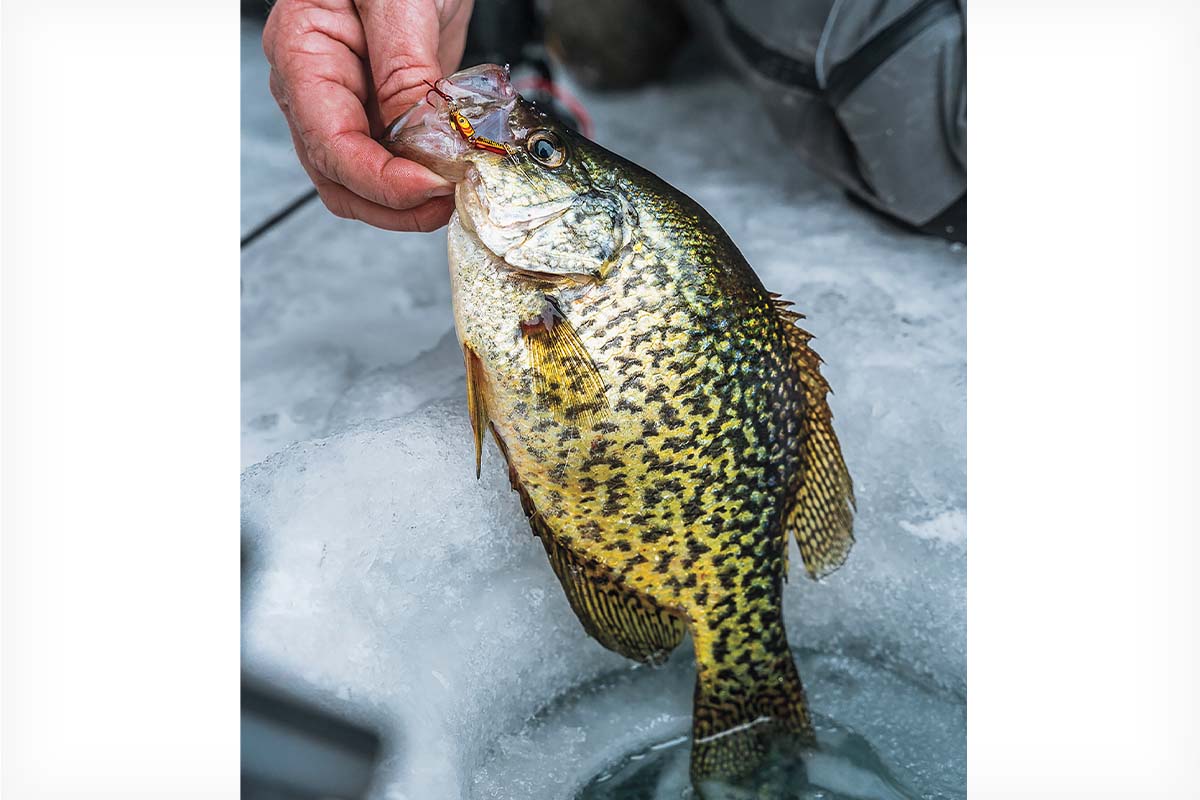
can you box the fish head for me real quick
[385,64,631,281]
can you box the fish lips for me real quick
[383,65,519,182]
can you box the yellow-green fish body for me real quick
[389,64,855,789]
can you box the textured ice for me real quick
[241,26,966,799]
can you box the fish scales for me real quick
[389,64,854,793]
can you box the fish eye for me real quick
[526,130,566,168]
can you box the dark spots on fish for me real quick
[619,374,645,393]
[614,397,642,413]
[640,526,671,544]
[564,402,599,419]
[629,330,654,347]
[660,434,690,453]
[606,306,640,329]
[742,581,770,603]
[599,336,625,352]
[718,565,740,590]
[659,404,682,429]
[644,385,669,404]
[712,638,729,663]
[654,552,675,574]
[647,346,673,368]
[613,354,639,376]
[578,521,603,542]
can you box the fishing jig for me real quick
[424,80,514,157]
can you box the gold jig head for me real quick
[423,80,514,156]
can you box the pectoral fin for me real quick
[521,296,610,425]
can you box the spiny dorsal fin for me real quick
[463,344,490,479]
[522,296,610,425]
[774,299,856,579]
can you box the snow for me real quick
[241,24,965,800]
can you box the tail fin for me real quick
[690,648,815,785]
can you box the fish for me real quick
[385,64,855,793]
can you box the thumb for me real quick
[353,0,445,129]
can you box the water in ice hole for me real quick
[471,648,963,800]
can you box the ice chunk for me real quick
[241,344,358,467]
[325,330,465,434]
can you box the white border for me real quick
[970,1,1199,796]
[2,1,241,796]
[1,0,1198,796]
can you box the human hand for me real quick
[263,0,473,231]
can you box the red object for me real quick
[513,76,594,139]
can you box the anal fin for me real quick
[538,527,684,665]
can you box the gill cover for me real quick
[386,66,633,281]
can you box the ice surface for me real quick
[240,20,312,237]
[242,28,966,800]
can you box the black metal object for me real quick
[242,674,382,799]
[241,188,319,250]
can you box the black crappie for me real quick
[386,64,854,792]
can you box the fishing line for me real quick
[240,187,319,249]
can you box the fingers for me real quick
[351,0,446,126]
[436,0,474,76]
[287,127,455,232]
[263,0,454,229]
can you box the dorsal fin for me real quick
[774,297,856,579]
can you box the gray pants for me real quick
[682,0,966,240]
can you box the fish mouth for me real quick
[383,64,519,181]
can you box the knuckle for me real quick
[308,129,351,184]
[374,61,434,113]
